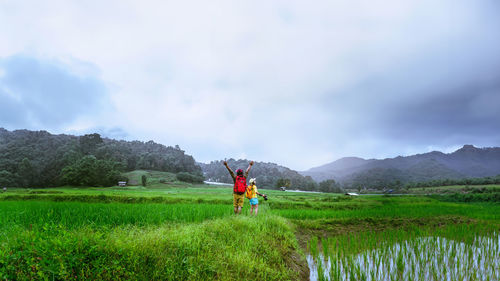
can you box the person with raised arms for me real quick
[223,160,254,215]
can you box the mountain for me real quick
[301,145,500,188]
[199,159,317,190]
[301,157,375,182]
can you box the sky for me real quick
[1,0,499,170]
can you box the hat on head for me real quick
[249,178,256,184]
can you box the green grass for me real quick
[0,184,499,280]
[411,184,500,190]
[0,186,236,205]
[0,216,300,280]
[408,184,500,194]
[123,170,181,186]
[274,201,500,221]
[0,201,232,230]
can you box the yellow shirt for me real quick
[248,184,258,198]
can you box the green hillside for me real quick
[122,170,200,188]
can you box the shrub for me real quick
[176,172,204,183]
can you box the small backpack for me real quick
[234,175,247,194]
[246,185,254,199]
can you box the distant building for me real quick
[345,192,359,196]
[118,181,127,187]
[280,186,287,191]
[2,187,6,192]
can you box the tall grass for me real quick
[0,215,300,280]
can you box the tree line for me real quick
[343,167,500,191]
[200,159,342,192]
[405,175,500,189]
[0,128,202,187]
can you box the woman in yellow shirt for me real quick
[247,178,267,215]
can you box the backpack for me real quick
[234,175,247,194]
[246,185,254,199]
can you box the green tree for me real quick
[61,155,122,187]
[79,133,103,155]
[356,184,362,193]
[394,180,402,190]
[319,179,340,193]
[18,158,35,187]
[0,128,204,187]
[176,172,204,183]
[275,178,291,188]
[0,170,16,187]
[141,175,147,186]
[303,176,318,191]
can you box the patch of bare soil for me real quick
[283,249,309,281]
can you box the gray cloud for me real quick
[380,79,500,141]
[1,1,500,169]
[0,55,110,130]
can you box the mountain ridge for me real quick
[301,145,500,185]
[199,159,317,190]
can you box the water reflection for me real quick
[308,235,499,281]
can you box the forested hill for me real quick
[0,128,201,187]
[199,159,317,190]
[301,145,500,189]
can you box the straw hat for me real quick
[249,178,256,185]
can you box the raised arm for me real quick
[223,161,236,181]
[245,161,254,178]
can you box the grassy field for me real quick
[0,182,498,280]
[408,183,500,194]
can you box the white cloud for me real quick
[1,0,499,170]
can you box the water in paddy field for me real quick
[308,234,500,281]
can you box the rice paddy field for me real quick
[307,225,499,281]
[0,182,498,280]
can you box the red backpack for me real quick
[234,175,247,194]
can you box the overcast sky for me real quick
[1,0,499,170]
